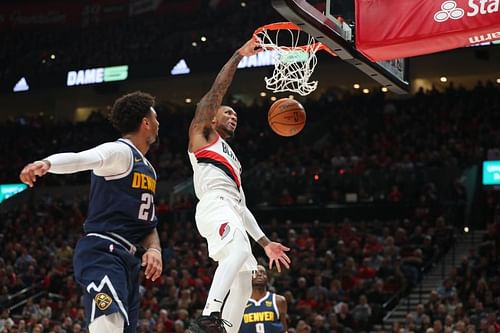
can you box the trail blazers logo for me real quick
[95,293,113,311]
[219,222,230,240]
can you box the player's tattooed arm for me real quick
[191,51,243,127]
[189,37,261,134]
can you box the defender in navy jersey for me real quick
[240,265,287,333]
[19,91,163,333]
[187,36,291,333]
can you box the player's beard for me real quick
[220,126,235,140]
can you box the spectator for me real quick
[437,279,458,301]
[38,297,53,320]
[350,295,372,330]
[0,309,14,332]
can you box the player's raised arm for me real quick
[188,37,261,151]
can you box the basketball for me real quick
[268,98,306,137]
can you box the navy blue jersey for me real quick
[84,139,158,244]
[240,292,284,333]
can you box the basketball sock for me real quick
[221,270,253,333]
[202,230,251,316]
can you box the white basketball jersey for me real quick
[188,134,244,202]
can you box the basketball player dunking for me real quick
[187,37,291,333]
[19,91,162,333]
[240,265,288,333]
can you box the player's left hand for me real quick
[264,242,291,273]
[142,248,162,281]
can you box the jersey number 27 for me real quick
[138,193,155,221]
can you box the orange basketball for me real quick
[268,98,306,137]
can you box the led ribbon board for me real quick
[67,65,128,86]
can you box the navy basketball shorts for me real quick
[73,235,141,333]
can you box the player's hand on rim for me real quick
[142,248,162,281]
[19,160,50,187]
[239,35,263,57]
[264,242,291,272]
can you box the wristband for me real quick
[146,248,162,255]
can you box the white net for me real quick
[256,23,323,96]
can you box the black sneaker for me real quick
[187,315,232,333]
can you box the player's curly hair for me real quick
[109,91,156,135]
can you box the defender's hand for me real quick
[264,242,291,272]
[142,248,162,281]
[19,160,50,187]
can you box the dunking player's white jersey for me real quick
[188,133,257,268]
[188,133,244,203]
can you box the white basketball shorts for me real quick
[195,192,257,271]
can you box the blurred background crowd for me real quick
[1,0,500,332]
[1,85,499,333]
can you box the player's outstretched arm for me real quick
[19,143,131,187]
[188,37,261,150]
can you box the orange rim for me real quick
[254,22,337,57]
[254,22,302,34]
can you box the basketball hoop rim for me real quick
[254,22,336,56]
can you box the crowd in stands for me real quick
[1,187,467,332]
[1,193,499,333]
[0,85,499,332]
[388,219,500,333]
[3,82,500,210]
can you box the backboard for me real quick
[272,0,410,94]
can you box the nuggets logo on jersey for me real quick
[95,293,113,311]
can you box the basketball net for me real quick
[254,22,335,96]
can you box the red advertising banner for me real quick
[354,0,500,61]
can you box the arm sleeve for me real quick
[242,206,265,242]
[44,142,132,177]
